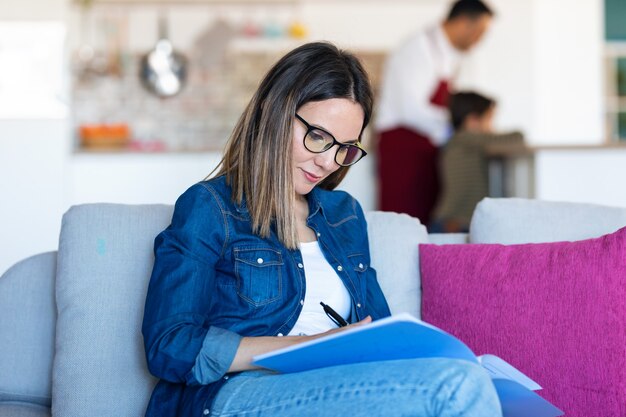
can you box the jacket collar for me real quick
[233,186,328,222]
[306,187,324,220]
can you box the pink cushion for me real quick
[419,227,626,417]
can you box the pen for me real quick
[320,301,349,327]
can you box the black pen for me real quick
[320,301,349,327]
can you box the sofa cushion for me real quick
[0,252,56,407]
[53,204,172,417]
[366,211,428,318]
[470,198,626,244]
[419,227,626,417]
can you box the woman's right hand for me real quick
[307,315,372,340]
[227,316,373,373]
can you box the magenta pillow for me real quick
[420,227,626,417]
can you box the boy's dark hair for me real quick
[449,91,495,130]
[446,0,494,21]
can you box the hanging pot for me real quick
[139,13,188,98]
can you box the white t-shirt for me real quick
[376,25,463,145]
[288,240,352,336]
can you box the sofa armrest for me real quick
[0,252,57,407]
[0,403,51,417]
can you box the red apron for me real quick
[377,80,450,225]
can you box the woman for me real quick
[142,42,501,417]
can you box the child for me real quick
[431,91,524,233]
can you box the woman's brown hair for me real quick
[212,42,374,249]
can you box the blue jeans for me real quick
[209,358,502,417]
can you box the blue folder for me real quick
[253,313,563,417]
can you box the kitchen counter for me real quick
[485,142,626,157]
[485,142,626,208]
[68,147,378,211]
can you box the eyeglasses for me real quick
[295,114,367,167]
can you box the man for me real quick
[376,0,493,225]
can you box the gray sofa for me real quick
[2,197,625,417]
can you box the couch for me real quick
[1,197,625,417]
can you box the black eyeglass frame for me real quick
[295,113,367,167]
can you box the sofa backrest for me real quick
[470,197,626,243]
[50,204,425,417]
[366,211,428,316]
[52,204,171,417]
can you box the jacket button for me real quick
[300,299,304,305]
[316,232,321,237]
[257,258,264,264]
[277,333,283,337]
[203,409,210,415]
[358,263,364,269]
[357,303,362,308]
[337,265,343,271]
[297,263,304,269]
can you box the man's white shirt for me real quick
[376,25,463,146]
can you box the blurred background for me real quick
[1,0,625,273]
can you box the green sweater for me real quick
[433,130,524,228]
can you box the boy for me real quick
[431,91,524,232]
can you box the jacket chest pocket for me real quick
[347,253,369,296]
[234,247,283,306]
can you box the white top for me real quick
[288,240,352,336]
[375,25,464,146]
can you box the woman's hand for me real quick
[307,315,372,340]
[227,316,373,373]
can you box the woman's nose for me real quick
[315,146,339,171]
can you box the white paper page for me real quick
[478,354,542,391]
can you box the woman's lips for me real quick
[302,169,321,183]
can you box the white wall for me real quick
[0,120,68,274]
[0,0,66,20]
[300,0,446,51]
[535,149,626,207]
[0,1,69,274]
[458,0,604,144]
[456,0,535,135]
[530,0,604,144]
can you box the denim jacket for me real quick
[142,175,391,417]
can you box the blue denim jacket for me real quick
[142,175,391,416]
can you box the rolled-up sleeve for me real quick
[190,326,242,384]
[142,183,242,385]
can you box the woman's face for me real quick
[292,98,365,198]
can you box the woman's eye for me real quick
[309,129,329,142]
